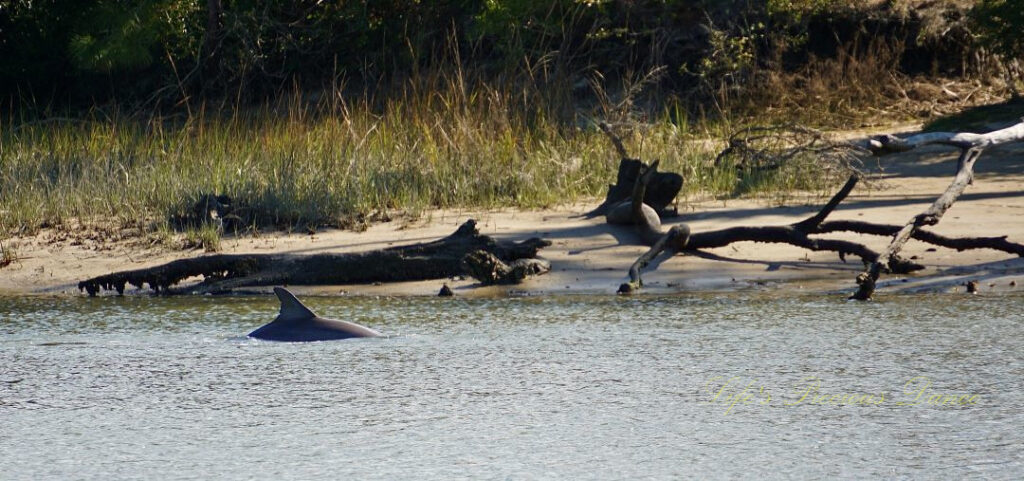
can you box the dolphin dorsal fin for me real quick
[274,287,316,321]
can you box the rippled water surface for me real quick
[2,293,1022,480]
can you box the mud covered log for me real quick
[79,220,551,296]
[461,251,551,285]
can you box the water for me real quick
[1,293,1022,480]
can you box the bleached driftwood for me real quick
[601,121,1024,296]
[866,122,1024,154]
[851,120,1024,300]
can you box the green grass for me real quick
[0,78,846,239]
[181,224,222,252]
[0,239,17,268]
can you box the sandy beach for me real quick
[3,136,1022,298]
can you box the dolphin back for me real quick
[274,286,316,321]
[248,287,382,342]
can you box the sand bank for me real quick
[3,139,1022,298]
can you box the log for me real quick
[78,220,551,296]
[461,251,551,285]
[619,176,876,293]
[616,160,694,293]
[619,172,1024,294]
[679,175,918,272]
[590,122,682,218]
[851,120,1024,300]
[866,121,1024,154]
[609,121,1024,296]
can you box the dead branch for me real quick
[608,120,1024,296]
[593,120,1024,296]
[865,121,1024,154]
[680,176,912,271]
[715,124,866,180]
[79,220,551,296]
[852,120,1024,300]
[618,172,1024,294]
[619,174,959,293]
[816,221,1024,257]
[598,121,630,160]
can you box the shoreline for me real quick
[2,141,1023,299]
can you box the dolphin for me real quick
[248,287,382,342]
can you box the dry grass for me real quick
[726,21,1015,128]
[0,71,747,239]
[0,240,17,268]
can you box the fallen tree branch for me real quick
[79,220,551,296]
[852,120,1024,300]
[866,121,1024,154]
[681,176,909,268]
[715,124,865,176]
[816,221,1024,257]
[601,121,1024,296]
[619,175,927,293]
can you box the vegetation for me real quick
[1,1,1021,240]
[2,1,1004,109]
[972,0,1024,95]
[0,239,17,268]
[923,96,1024,132]
[973,0,1024,61]
[182,223,222,252]
[0,80,737,236]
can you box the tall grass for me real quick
[0,69,830,237]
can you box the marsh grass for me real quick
[0,71,846,239]
[182,224,222,252]
[0,239,17,268]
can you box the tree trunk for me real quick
[79,220,550,296]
